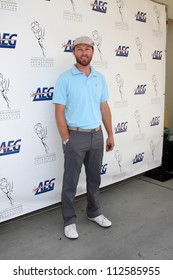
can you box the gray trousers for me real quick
[62,129,104,226]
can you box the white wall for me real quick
[153,0,173,133]
[0,0,166,222]
[153,0,173,19]
[165,19,173,133]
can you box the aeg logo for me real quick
[0,33,17,49]
[135,11,147,22]
[152,50,162,60]
[133,152,144,164]
[134,85,147,94]
[63,40,74,52]
[100,163,108,175]
[114,122,128,133]
[0,139,21,156]
[32,87,54,101]
[150,116,160,126]
[91,0,108,13]
[115,46,129,57]
[34,178,55,195]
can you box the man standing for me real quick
[53,36,115,239]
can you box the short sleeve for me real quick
[53,75,67,105]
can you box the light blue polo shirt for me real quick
[53,65,108,129]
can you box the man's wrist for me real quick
[62,138,69,145]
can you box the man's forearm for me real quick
[55,104,69,141]
[101,101,115,151]
[101,103,113,136]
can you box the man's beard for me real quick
[76,55,93,66]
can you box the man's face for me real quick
[73,44,94,66]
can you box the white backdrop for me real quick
[0,0,166,222]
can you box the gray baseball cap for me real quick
[73,36,94,48]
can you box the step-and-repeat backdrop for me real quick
[0,0,166,222]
